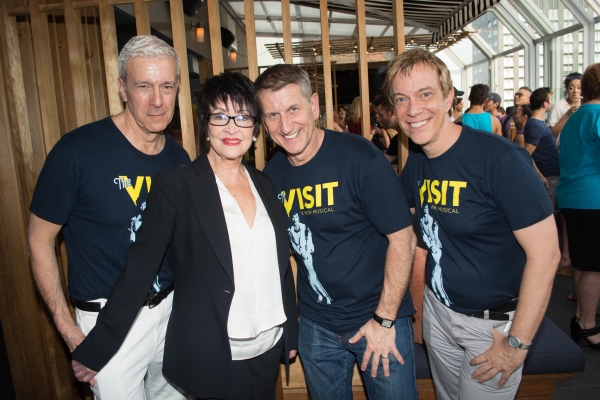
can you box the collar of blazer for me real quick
[188,153,290,285]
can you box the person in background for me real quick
[498,106,506,117]
[27,35,190,399]
[451,97,464,121]
[71,72,299,399]
[347,96,363,136]
[457,84,502,135]
[335,105,348,131]
[549,72,582,140]
[486,93,503,121]
[524,88,560,206]
[557,63,600,351]
[502,87,532,140]
[513,105,531,148]
[371,96,398,151]
[548,73,581,275]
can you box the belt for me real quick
[72,284,174,312]
[458,298,518,321]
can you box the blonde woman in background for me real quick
[347,97,362,136]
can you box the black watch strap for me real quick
[373,312,394,328]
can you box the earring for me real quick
[206,137,210,142]
[252,136,257,142]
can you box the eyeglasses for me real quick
[208,113,256,128]
[514,92,530,98]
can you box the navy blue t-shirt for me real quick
[264,130,415,334]
[30,117,190,301]
[400,126,553,314]
[524,118,560,177]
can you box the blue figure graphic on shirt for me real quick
[288,213,332,304]
[420,205,451,306]
[128,202,161,293]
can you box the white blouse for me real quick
[215,169,286,360]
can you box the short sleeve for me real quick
[30,136,80,225]
[360,154,413,235]
[386,135,399,157]
[490,147,553,231]
[548,102,561,128]
[524,122,543,146]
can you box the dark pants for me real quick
[197,337,283,400]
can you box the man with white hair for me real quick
[27,36,189,399]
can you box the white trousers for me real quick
[423,287,523,400]
[76,291,187,400]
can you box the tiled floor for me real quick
[548,275,600,400]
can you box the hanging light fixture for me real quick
[229,48,237,63]
[192,23,205,43]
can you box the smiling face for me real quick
[566,79,581,103]
[338,107,347,120]
[118,56,179,136]
[259,84,323,166]
[391,63,456,157]
[206,99,255,164]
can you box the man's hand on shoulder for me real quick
[72,359,98,386]
[469,329,527,387]
[349,318,404,378]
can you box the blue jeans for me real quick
[298,315,418,400]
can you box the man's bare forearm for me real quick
[28,214,82,350]
[376,226,416,319]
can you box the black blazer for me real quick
[73,154,299,399]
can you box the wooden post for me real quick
[29,0,61,154]
[393,0,409,169]
[355,0,371,139]
[207,0,224,75]
[170,0,196,159]
[319,0,334,130]
[98,0,123,116]
[134,0,151,35]
[281,0,292,64]
[63,0,93,127]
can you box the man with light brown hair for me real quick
[383,48,560,399]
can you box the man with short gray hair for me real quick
[28,35,189,399]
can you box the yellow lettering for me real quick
[322,182,338,206]
[121,176,145,206]
[449,181,467,206]
[419,181,427,207]
[145,176,152,192]
[315,184,322,207]
[431,180,441,204]
[426,179,432,203]
[283,189,296,217]
[297,188,305,210]
[302,186,314,209]
[441,181,448,205]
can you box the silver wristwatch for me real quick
[507,334,531,350]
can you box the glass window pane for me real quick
[531,0,578,30]
[469,13,523,55]
[494,49,525,108]
[450,38,473,65]
[579,0,598,18]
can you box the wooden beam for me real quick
[243,0,265,170]
[99,0,123,116]
[134,0,151,35]
[392,0,409,170]
[64,0,93,127]
[319,0,334,130]
[355,0,370,140]
[207,0,223,75]
[170,0,196,159]
[29,0,61,154]
[281,0,293,64]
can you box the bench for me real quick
[278,248,585,399]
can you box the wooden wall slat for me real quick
[0,4,59,399]
[29,0,62,154]
[88,8,109,119]
[319,0,333,129]
[281,0,292,64]
[48,13,69,135]
[98,0,123,116]
[133,0,150,35]
[392,0,409,169]
[81,9,99,122]
[169,0,195,159]
[207,0,223,76]
[355,0,370,140]
[64,0,93,127]
[243,0,265,170]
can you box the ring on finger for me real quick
[382,355,389,359]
